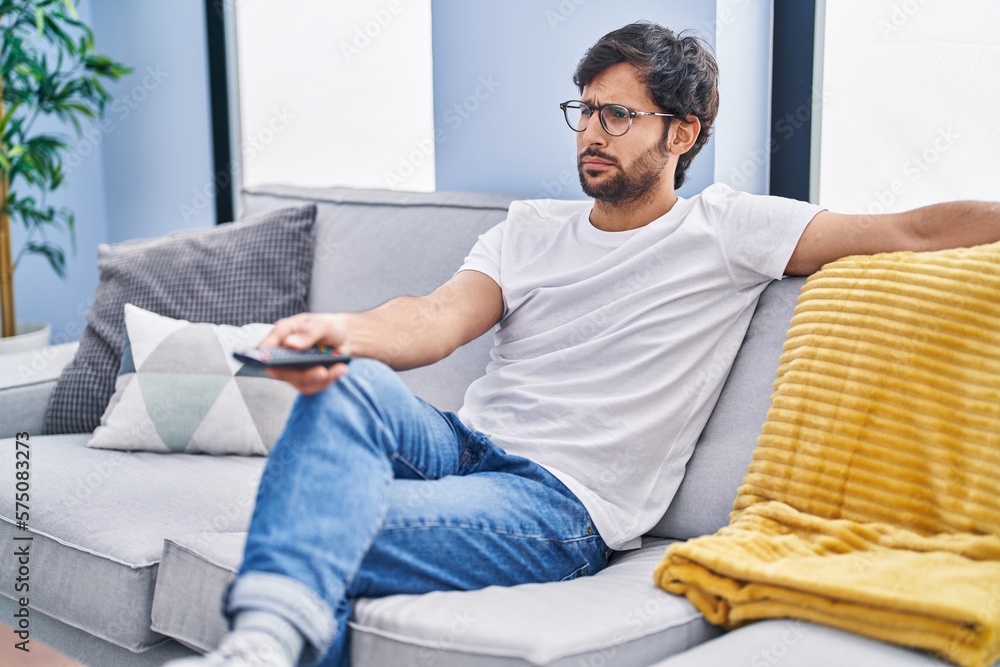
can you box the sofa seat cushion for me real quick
[0,435,265,651]
[152,532,721,665]
[650,619,1000,667]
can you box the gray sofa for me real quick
[0,184,971,667]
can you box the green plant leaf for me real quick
[63,101,95,117]
[63,108,83,135]
[61,0,79,20]
[43,14,76,55]
[63,209,76,254]
[7,196,52,230]
[83,56,132,82]
[14,206,50,229]
[25,241,67,278]
[49,163,64,190]
[0,100,24,139]
[3,0,131,289]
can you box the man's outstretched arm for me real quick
[785,201,1000,276]
[258,269,503,394]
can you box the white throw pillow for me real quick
[87,304,298,455]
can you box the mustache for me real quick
[578,148,618,166]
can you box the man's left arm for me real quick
[785,201,1000,276]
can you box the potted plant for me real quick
[0,0,129,352]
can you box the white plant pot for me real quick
[0,321,52,355]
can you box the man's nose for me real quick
[580,114,609,146]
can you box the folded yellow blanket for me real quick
[655,241,1000,667]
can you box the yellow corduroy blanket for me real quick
[655,241,1000,667]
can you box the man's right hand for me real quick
[254,269,502,394]
[258,312,351,394]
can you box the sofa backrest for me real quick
[241,184,803,543]
[648,276,805,539]
[242,185,515,412]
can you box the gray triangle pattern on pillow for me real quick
[87,304,298,456]
[119,328,136,375]
[139,324,232,375]
[234,376,299,451]
[137,373,232,452]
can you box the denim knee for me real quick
[336,357,413,408]
[285,358,393,412]
[270,358,404,453]
[342,357,396,388]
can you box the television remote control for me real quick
[233,345,351,369]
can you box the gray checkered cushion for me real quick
[42,205,316,435]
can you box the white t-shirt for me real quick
[455,183,824,550]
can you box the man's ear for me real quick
[668,116,700,156]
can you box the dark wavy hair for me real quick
[573,21,719,189]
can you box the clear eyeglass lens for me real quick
[563,103,632,135]
[601,105,631,135]
[564,103,588,131]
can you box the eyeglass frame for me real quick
[559,100,677,137]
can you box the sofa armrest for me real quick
[0,342,79,438]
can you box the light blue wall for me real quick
[10,0,215,343]
[90,0,215,242]
[430,0,717,199]
[712,0,774,195]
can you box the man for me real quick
[168,21,1000,667]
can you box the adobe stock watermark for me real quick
[707,0,752,40]
[864,126,959,215]
[535,169,577,199]
[178,107,295,223]
[63,65,169,175]
[878,0,930,40]
[545,0,589,31]
[729,84,829,188]
[59,454,128,513]
[209,0,242,19]
[340,0,404,63]
[415,609,477,665]
[931,583,1000,667]
[576,593,673,666]
[384,75,501,188]
[750,620,810,666]
[13,295,92,383]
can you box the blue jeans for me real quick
[220,359,613,666]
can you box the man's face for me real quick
[576,62,674,205]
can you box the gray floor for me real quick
[0,593,201,666]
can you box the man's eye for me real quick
[611,107,629,119]
[580,107,593,116]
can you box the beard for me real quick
[577,140,671,207]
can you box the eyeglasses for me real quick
[559,100,675,137]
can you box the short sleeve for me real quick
[455,219,504,287]
[702,183,825,288]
